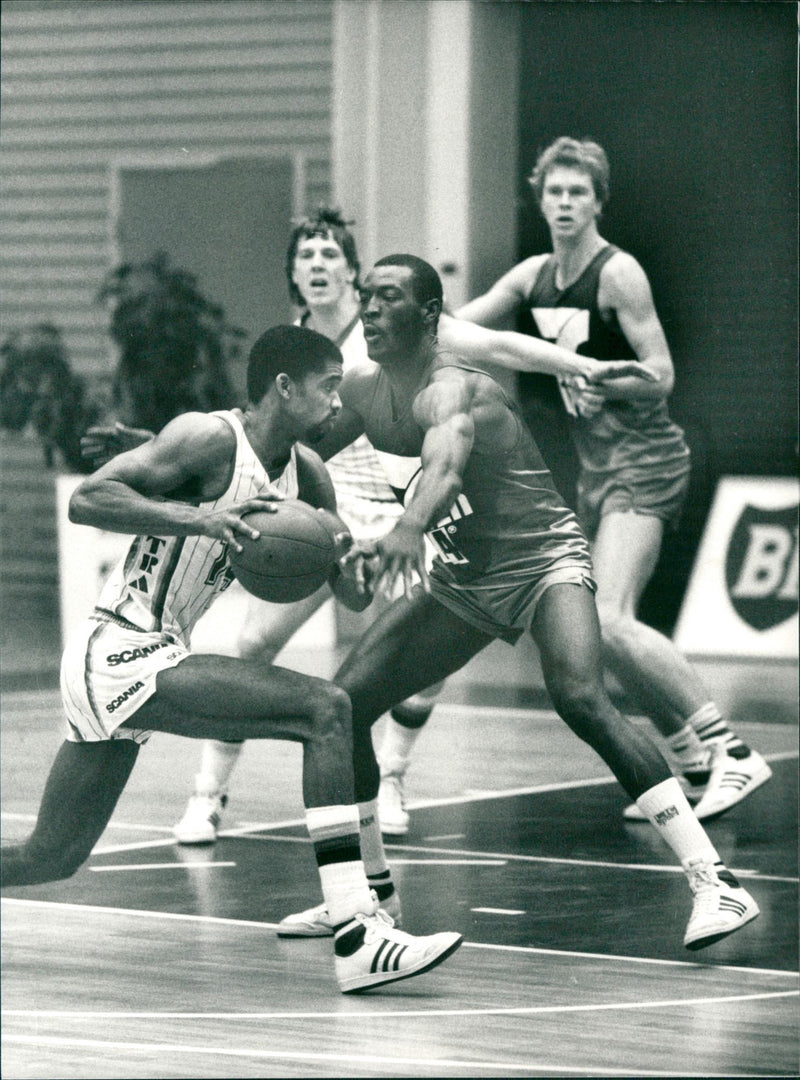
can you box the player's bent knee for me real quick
[308,684,352,740]
[550,682,612,736]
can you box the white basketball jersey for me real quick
[94,411,299,644]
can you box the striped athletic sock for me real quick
[358,798,396,901]
[305,804,373,928]
[665,724,710,770]
[687,703,747,754]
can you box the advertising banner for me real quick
[674,477,798,658]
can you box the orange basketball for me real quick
[228,500,337,603]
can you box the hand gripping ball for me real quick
[228,499,339,603]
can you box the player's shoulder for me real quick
[501,253,550,289]
[340,359,379,399]
[156,410,235,457]
[600,246,648,284]
[295,443,335,509]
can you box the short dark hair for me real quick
[285,208,361,307]
[373,254,443,307]
[528,136,611,207]
[246,325,342,404]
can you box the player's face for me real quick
[292,233,355,309]
[539,166,602,239]
[359,266,429,363]
[291,360,344,443]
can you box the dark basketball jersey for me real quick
[359,356,590,587]
[524,245,689,477]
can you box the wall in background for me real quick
[1,0,334,376]
[514,2,797,629]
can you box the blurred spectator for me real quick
[0,323,102,472]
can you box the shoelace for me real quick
[687,866,720,912]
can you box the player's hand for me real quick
[80,422,155,468]
[374,521,429,600]
[572,384,605,418]
[315,508,354,562]
[582,359,659,384]
[201,494,283,552]
[340,543,381,595]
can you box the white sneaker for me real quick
[173,788,227,845]
[683,859,760,950]
[691,746,772,821]
[335,909,462,994]
[277,889,402,937]
[378,774,410,836]
[622,767,708,822]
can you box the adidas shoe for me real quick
[173,785,228,845]
[277,889,402,938]
[623,767,709,822]
[335,909,462,993]
[691,746,772,821]
[378,773,410,836]
[683,859,760,950]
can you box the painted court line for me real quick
[388,858,507,867]
[4,898,797,979]
[0,1033,685,1077]
[82,748,798,857]
[472,906,526,915]
[3,989,796,1023]
[89,862,236,872]
[385,843,797,884]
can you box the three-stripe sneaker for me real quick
[690,745,772,821]
[683,858,760,950]
[173,784,228,844]
[334,909,462,994]
[277,889,402,937]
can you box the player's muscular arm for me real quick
[439,314,658,386]
[372,376,475,598]
[69,414,275,549]
[592,254,674,403]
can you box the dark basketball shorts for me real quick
[578,458,691,540]
[430,557,597,644]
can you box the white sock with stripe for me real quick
[305,804,373,928]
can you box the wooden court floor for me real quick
[1,664,798,1078]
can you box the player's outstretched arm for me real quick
[69,412,279,550]
[439,314,658,386]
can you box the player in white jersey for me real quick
[1,325,464,994]
[84,209,660,843]
[169,209,662,843]
[172,210,444,844]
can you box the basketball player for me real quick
[0,325,464,994]
[169,209,444,845]
[88,209,654,843]
[453,137,770,823]
[276,255,760,951]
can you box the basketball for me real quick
[228,500,338,603]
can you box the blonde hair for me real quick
[528,137,610,206]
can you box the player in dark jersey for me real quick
[453,137,771,824]
[277,254,760,951]
[0,325,464,994]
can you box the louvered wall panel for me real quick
[1,0,334,375]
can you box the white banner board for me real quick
[674,477,798,658]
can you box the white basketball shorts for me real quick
[60,614,190,744]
